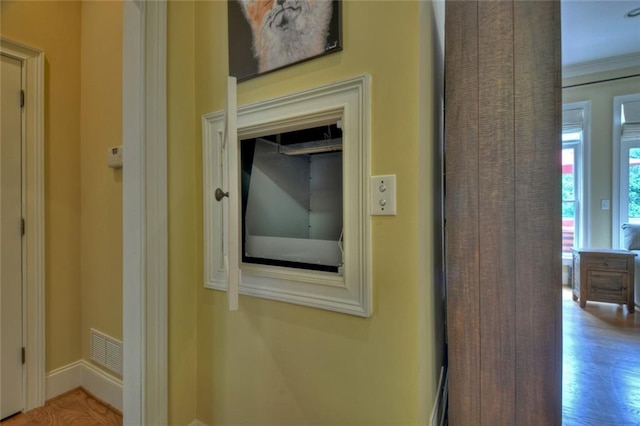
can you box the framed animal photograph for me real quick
[228,0,342,81]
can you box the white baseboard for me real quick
[46,360,123,412]
[46,360,83,400]
[81,360,123,412]
[188,420,208,426]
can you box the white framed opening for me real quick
[613,93,640,248]
[203,75,372,317]
[0,37,46,413]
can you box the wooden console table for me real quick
[571,248,635,313]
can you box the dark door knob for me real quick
[215,188,229,202]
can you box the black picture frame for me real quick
[228,0,342,82]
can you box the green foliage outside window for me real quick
[629,149,640,220]
[562,171,575,219]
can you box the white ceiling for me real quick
[561,0,640,67]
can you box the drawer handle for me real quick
[603,262,609,267]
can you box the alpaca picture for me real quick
[237,0,334,73]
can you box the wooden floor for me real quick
[0,388,121,426]
[562,286,640,425]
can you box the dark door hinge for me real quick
[20,90,25,108]
[22,347,25,364]
[21,218,25,236]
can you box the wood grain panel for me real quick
[445,0,562,424]
[444,1,480,424]
[513,2,562,424]
[477,2,516,423]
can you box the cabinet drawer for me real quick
[587,271,627,303]
[583,256,629,271]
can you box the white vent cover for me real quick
[90,329,122,376]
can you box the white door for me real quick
[0,53,24,420]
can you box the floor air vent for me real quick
[90,329,122,376]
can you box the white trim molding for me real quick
[203,75,372,317]
[123,0,168,425]
[46,361,82,400]
[0,37,46,412]
[563,52,640,79]
[122,2,145,422]
[46,360,123,412]
[143,2,168,424]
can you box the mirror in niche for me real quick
[240,123,344,273]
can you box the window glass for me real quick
[627,147,640,224]
[562,144,577,254]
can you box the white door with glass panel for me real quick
[616,96,640,244]
[0,53,25,420]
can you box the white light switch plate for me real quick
[371,175,396,215]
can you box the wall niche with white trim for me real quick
[241,124,344,273]
[203,75,372,317]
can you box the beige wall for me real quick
[563,69,640,248]
[79,1,123,368]
[1,0,123,375]
[1,0,83,371]
[167,1,198,424]
[167,1,444,423]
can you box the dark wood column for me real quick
[445,1,562,424]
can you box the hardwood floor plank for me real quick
[562,286,640,425]
[1,388,121,426]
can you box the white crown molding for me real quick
[563,52,640,79]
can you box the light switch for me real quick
[371,175,396,215]
[601,199,610,210]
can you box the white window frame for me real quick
[562,141,580,248]
[613,93,640,248]
[202,75,372,317]
[562,101,590,258]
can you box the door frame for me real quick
[0,38,46,412]
[122,1,168,424]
